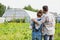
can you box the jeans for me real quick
[32,32,42,40]
[44,34,54,40]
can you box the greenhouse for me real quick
[2,8,37,22]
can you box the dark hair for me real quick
[37,10,43,17]
[43,5,48,11]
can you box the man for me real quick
[32,5,55,40]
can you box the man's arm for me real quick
[32,19,39,25]
[32,16,47,25]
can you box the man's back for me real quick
[43,12,55,35]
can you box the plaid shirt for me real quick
[41,12,55,35]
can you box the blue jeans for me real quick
[32,32,42,40]
[44,34,54,40]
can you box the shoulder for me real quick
[45,12,53,17]
[48,12,54,16]
[49,12,55,17]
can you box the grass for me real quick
[55,23,60,40]
[0,22,60,40]
[0,23,31,40]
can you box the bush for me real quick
[15,19,20,23]
[7,19,20,23]
[7,18,26,23]
[20,19,25,23]
[4,19,8,25]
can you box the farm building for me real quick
[2,8,37,22]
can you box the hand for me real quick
[31,18,35,22]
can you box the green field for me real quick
[0,22,60,40]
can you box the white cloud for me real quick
[0,0,26,8]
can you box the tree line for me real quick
[0,3,38,17]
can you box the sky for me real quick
[0,0,60,14]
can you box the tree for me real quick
[0,3,6,17]
[23,5,38,12]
